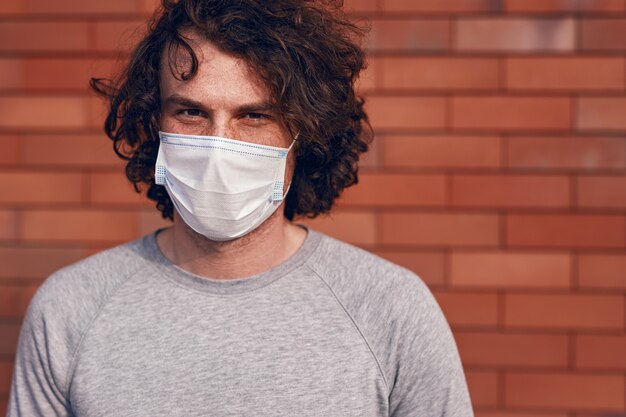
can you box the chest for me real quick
[68,300,389,416]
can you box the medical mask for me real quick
[155,131,297,241]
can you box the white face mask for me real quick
[155,130,297,241]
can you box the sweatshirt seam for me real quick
[61,264,145,398]
[304,264,391,397]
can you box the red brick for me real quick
[0,172,84,204]
[453,96,571,131]
[339,173,446,207]
[88,96,110,129]
[23,58,118,91]
[466,370,498,407]
[375,251,445,285]
[381,57,499,91]
[343,0,377,12]
[578,254,626,290]
[431,290,499,327]
[450,251,571,289]
[382,135,502,169]
[456,18,576,52]
[20,210,139,243]
[356,56,380,93]
[506,57,625,91]
[367,96,446,130]
[0,246,86,279]
[452,174,570,208]
[381,212,500,247]
[0,96,92,130]
[88,172,150,206]
[94,20,147,53]
[507,214,626,249]
[300,211,377,246]
[577,97,626,131]
[0,135,19,165]
[0,211,18,240]
[506,0,625,13]
[576,334,626,370]
[0,59,22,90]
[505,372,625,411]
[0,285,38,317]
[137,210,172,236]
[0,22,89,52]
[358,135,380,169]
[506,136,626,171]
[140,0,159,14]
[581,18,626,51]
[0,324,21,355]
[23,0,140,13]
[504,293,624,330]
[0,0,24,13]
[577,175,626,208]
[84,242,122,257]
[0,361,13,396]
[368,19,451,52]
[456,331,568,367]
[22,134,122,167]
[382,0,498,13]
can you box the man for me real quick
[8,0,474,416]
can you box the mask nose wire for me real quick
[287,132,299,152]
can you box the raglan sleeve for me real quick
[7,281,73,417]
[388,276,474,417]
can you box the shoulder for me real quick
[25,234,152,356]
[305,229,435,316]
[14,233,154,398]
[305,229,454,391]
[33,235,149,314]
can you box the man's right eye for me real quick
[178,109,203,117]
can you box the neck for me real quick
[155,210,307,279]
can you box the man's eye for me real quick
[245,112,269,120]
[179,109,203,117]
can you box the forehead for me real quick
[159,28,271,104]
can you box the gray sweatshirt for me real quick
[7,226,474,416]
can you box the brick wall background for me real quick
[2,0,626,415]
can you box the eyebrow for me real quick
[163,94,278,114]
[164,94,204,109]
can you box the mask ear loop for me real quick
[286,132,299,152]
[281,132,299,200]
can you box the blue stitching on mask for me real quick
[155,166,166,184]
[163,142,284,159]
[272,181,284,201]
[161,133,291,154]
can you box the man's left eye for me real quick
[182,109,202,117]
[246,112,268,120]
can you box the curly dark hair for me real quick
[90,0,372,221]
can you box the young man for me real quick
[8,1,474,416]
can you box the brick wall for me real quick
[2,0,626,415]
